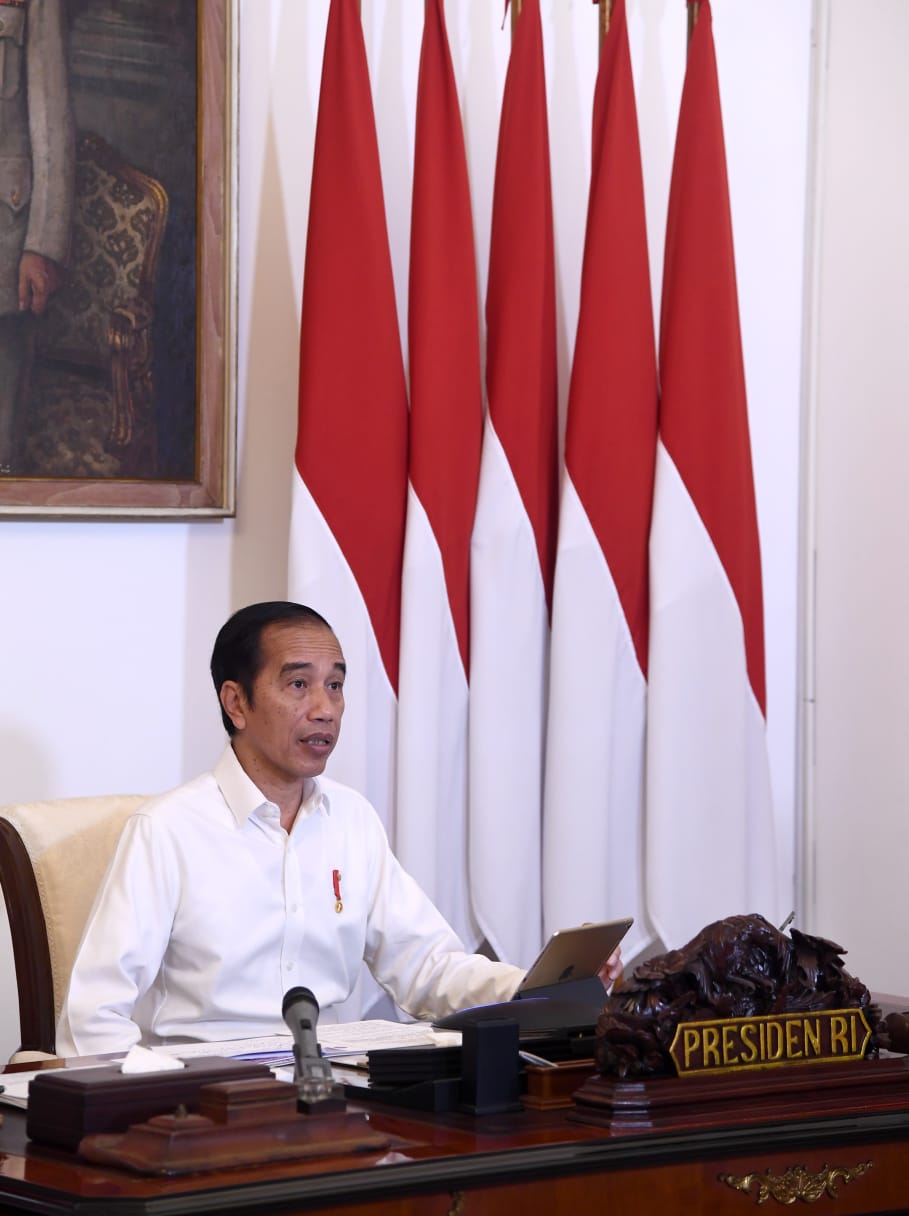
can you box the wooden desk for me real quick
[2,1060,909,1215]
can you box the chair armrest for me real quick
[8,1049,60,1065]
[107,304,153,448]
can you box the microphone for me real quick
[282,986,344,1111]
[282,986,324,1069]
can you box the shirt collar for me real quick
[213,744,327,827]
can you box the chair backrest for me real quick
[35,130,169,369]
[0,794,146,1056]
[20,132,170,480]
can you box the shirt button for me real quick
[285,961,293,971]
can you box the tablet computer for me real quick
[516,917,633,994]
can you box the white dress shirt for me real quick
[56,747,525,1056]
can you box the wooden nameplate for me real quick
[79,1077,389,1175]
[570,1055,909,1135]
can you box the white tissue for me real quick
[120,1044,187,1074]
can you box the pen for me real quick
[518,1049,557,1069]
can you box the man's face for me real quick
[223,620,345,792]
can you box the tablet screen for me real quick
[518,917,633,993]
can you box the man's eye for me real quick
[328,681,344,691]
[291,679,306,689]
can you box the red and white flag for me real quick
[646,0,778,947]
[542,0,657,962]
[289,0,407,833]
[469,0,558,968]
[395,0,482,949]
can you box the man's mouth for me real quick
[302,734,333,748]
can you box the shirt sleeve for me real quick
[55,813,179,1056]
[359,811,526,1020]
[25,0,75,264]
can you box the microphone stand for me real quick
[283,986,347,1114]
[293,1046,346,1114]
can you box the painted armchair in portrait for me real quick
[19,132,169,480]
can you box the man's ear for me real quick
[220,681,247,732]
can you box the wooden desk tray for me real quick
[78,1077,390,1175]
[570,1055,909,1134]
[27,1056,274,1151]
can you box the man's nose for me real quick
[308,688,335,719]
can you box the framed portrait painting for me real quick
[0,0,237,517]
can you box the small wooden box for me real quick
[521,1059,597,1109]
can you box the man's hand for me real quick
[598,946,623,990]
[18,252,63,316]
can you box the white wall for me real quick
[0,0,810,1058]
[805,0,909,994]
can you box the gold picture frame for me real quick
[0,0,237,518]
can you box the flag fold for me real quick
[646,0,778,948]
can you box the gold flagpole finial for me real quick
[510,0,523,35]
[599,0,614,50]
[687,1,701,46]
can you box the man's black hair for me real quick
[211,601,334,735]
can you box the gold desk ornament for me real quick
[718,1161,873,1205]
[447,1192,466,1216]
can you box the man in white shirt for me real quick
[60,602,622,1056]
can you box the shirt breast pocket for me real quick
[0,8,26,102]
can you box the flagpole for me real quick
[510,0,522,33]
